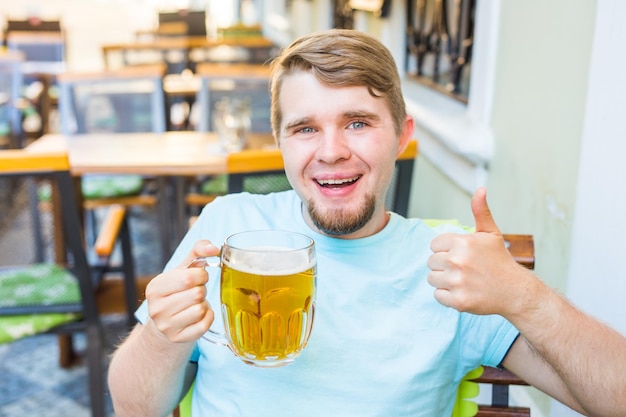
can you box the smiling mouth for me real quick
[316,175,361,188]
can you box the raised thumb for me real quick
[471,187,501,235]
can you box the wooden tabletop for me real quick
[26,131,277,176]
[26,131,418,177]
[102,36,275,53]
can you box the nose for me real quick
[315,130,351,164]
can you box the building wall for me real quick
[488,0,596,293]
[489,2,596,414]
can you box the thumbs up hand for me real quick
[427,187,530,317]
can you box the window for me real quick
[406,0,475,104]
[402,0,500,193]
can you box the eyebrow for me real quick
[283,111,381,131]
[343,110,381,122]
[283,117,313,132]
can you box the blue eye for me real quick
[349,121,366,130]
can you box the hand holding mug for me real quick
[145,240,219,343]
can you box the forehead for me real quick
[278,71,389,123]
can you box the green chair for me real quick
[0,149,137,417]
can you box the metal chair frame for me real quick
[0,150,137,417]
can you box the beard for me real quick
[307,193,377,236]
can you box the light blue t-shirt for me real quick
[136,190,519,416]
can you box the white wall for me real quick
[553,2,626,414]
[567,0,626,336]
[0,0,168,71]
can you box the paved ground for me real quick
[0,315,126,417]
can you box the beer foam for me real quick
[225,246,315,276]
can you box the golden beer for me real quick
[194,230,317,367]
[220,260,316,366]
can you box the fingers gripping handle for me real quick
[187,256,220,269]
[186,256,228,346]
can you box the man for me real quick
[108,29,626,416]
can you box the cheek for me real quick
[281,149,308,185]
[280,142,312,175]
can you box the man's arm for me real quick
[428,187,626,416]
[501,267,626,416]
[108,322,196,417]
[108,240,218,417]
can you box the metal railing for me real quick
[406,0,475,103]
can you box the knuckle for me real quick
[191,285,207,302]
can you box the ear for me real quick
[396,114,415,158]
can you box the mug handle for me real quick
[186,256,229,346]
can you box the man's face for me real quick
[277,70,412,239]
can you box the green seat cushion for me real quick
[200,174,228,195]
[0,263,81,344]
[81,174,144,199]
[243,174,291,194]
[200,174,292,197]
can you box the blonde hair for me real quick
[269,29,406,137]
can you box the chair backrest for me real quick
[57,64,167,134]
[0,50,24,147]
[194,62,271,133]
[5,19,62,34]
[158,10,207,37]
[0,150,97,320]
[5,31,66,64]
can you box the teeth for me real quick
[317,176,359,185]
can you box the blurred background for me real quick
[1,1,625,416]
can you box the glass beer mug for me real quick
[213,96,251,153]
[188,230,317,368]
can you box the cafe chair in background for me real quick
[157,10,207,38]
[57,63,171,265]
[185,62,277,214]
[5,27,67,140]
[193,62,271,133]
[3,18,63,38]
[5,30,65,65]
[0,49,25,149]
[0,149,138,417]
[58,63,167,135]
